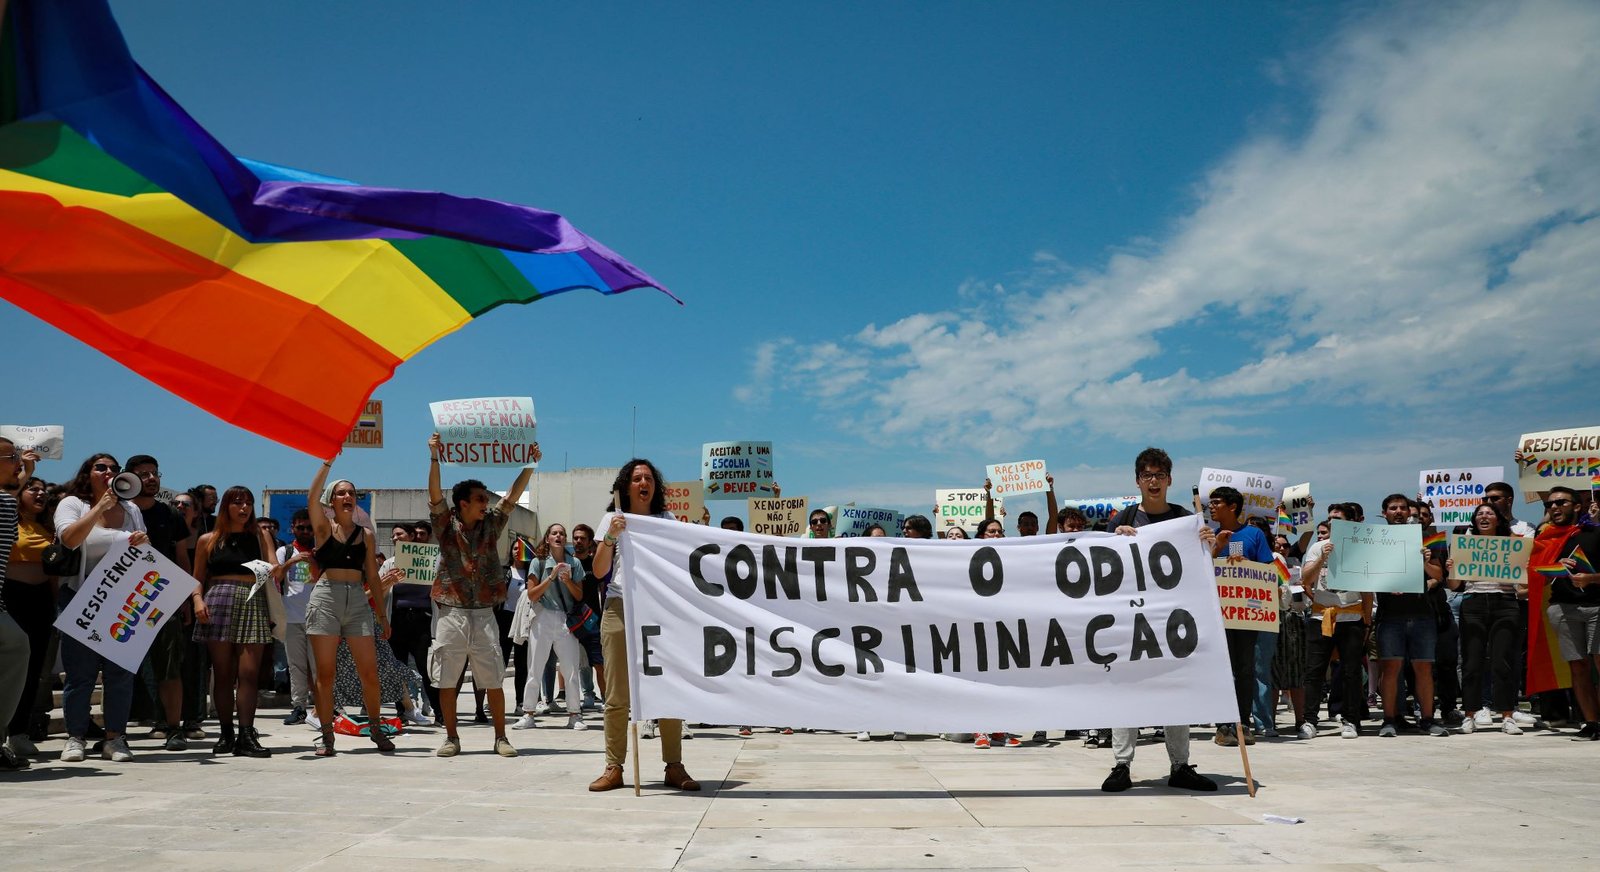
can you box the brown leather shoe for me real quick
[664,762,701,791]
[588,764,624,792]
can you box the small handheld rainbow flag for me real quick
[510,535,533,563]
[1534,563,1571,577]
[1422,531,1447,550]
[1571,546,1595,575]
[1273,556,1291,585]
[1277,510,1294,529]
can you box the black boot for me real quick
[233,726,271,758]
[212,723,235,756]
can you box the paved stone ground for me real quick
[3,704,1595,871]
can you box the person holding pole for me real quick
[587,458,700,792]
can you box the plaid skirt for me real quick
[193,580,274,645]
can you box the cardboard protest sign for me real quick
[1516,426,1600,502]
[393,541,440,585]
[1060,496,1139,525]
[429,396,538,467]
[935,488,1001,534]
[665,481,706,524]
[1282,483,1312,535]
[1198,467,1285,522]
[1213,559,1281,632]
[618,514,1237,731]
[0,424,64,460]
[985,459,1049,498]
[747,496,809,537]
[54,540,201,673]
[343,399,383,449]
[1419,466,1502,529]
[1450,534,1532,586]
[1325,520,1425,593]
[702,441,775,498]
[835,506,900,538]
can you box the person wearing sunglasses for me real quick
[278,509,319,727]
[53,454,150,763]
[1534,487,1600,740]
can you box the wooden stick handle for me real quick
[1236,721,1256,798]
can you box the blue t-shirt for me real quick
[1223,523,1274,565]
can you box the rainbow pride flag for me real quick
[1272,555,1291,585]
[1422,530,1447,550]
[1571,545,1595,575]
[1276,510,1294,529]
[1533,563,1571,577]
[510,535,534,564]
[0,1,674,457]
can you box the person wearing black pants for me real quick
[1457,593,1521,722]
[389,603,439,717]
[1206,487,1273,746]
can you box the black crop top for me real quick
[206,532,262,578]
[314,525,367,571]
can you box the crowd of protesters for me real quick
[1,436,1596,796]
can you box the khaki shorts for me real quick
[305,582,375,637]
[429,604,504,689]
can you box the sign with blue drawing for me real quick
[1324,520,1425,593]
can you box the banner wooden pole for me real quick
[631,720,641,797]
[1236,722,1256,798]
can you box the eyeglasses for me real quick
[1137,471,1168,482]
[0,453,18,462]
[93,463,121,473]
[135,470,161,480]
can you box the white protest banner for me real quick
[1213,559,1281,633]
[1198,467,1285,522]
[617,514,1237,732]
[343,399,384,449]
[53,540,200,673]
[1515,426,1600,503]
[1449,534,1532,586]
[748,496,809,537]
[836,506,900,538]
[1061,496,1139,525]
[428,396,538,467]
[702,441,775,498]
[665,481,706,524]
[985,459,1049,498]
[935,489,1001,534]
[1418,466,1502,528]
[393,541,440,585]
[1282,483,1312,535]
[1325,520,1425,593]
[0,424,64,460]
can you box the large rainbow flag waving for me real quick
[0,0,673,457]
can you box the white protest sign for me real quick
[702,441,775,499]
[935,488,1001,534]
[1419,466,1502,529]
[428,396,538,467]
[1214,559,1281,633]
[617,514,1236,731]
[835,506,900,538]
[393,541,440,585]
[53,540,200,673]
[1449,534,1532,586]
[1516,426,1600,502]
[1282,483,1312,535]
[665,481,706,524]
[0,424,64,460]
[748,496,809,537]
[985,459,1049,498]
[1198,467,1285,522]
[1060,496,1140,525]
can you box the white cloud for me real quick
[753,1,1600,451]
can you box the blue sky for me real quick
[8,0,1597,526]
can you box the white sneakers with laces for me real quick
[60,736,88,762]
[1340,720,1359,739]
[511,713,538,730]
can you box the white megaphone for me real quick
[111,471,143,501]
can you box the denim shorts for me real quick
[1376,616,1437,661]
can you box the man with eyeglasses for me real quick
[278,509,319,726]
[1532,487,1600,740]
[124,455,196,750]
[1100,447,1218,794]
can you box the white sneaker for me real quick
[7,734,38,756]
[511,713,538,730]
[533,700,551,715]
[1340,721,1358,739]
[1474,708,1494,727]
[306,712,322,731]
[568,715,588,731]
[402,708,433,726]
[1297,722,1317,740]
[1502,718,1523,735]
[61,736,87,762]
[855,731,871,742]
[103,736,134,762]
[1508,711,1538,728]
[1460,715,1476,734]
[640,721,656,739]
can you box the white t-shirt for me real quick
[596,510,676,601]
[53,496,146,590]
[1302,537,1363,620]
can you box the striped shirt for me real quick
[0,491,16,613]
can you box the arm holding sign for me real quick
[1044,474,1060,533]
[427,434,446,514]
[983,479,996,523]
[497,442,540,515]
[307,456,335,543]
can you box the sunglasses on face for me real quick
[93,463,121,473]
[1545,499,1575,508]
